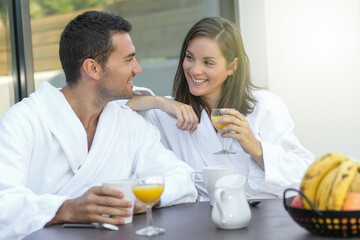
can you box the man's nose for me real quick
[133,57,142,74]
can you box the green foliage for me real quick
[30,0,107,19]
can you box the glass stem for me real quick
[146,205,153,228]
[222,137,226,151]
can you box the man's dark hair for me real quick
[59,11,132,86]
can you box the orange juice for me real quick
[132,184,164,205]
[211,115,231,130]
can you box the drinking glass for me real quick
[132,174,165,236]
[211,108,235,154]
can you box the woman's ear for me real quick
[82,58,101,80]
[231,57,239,72]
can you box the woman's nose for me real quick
[190,61,202,76]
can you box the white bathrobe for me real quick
[131,87,315,200]
[0,82,197,240]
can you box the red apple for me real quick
[291,194,304,209]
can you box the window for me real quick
[0,0,238,116]
[0,0,16,116]
[29,0,238,95]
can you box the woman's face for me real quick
[182,36,233,105]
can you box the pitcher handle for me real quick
[214,188,227,224]
[191,170,203,183]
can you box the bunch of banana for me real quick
[300,153,350,209]
[315,160,358,210]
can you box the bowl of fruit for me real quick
[284,153,360,237]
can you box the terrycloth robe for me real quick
[0,82,197,240]
[131,87,315,200]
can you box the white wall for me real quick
[240,0,360,158]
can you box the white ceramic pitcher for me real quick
[211,174,251,229]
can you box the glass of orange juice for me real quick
[211,108,235,154]
[132,174,165,236]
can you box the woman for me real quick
[126,17,314,200]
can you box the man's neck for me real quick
[60,83,105,151]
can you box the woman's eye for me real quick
[185,55,193,60]
[205,61,213,66]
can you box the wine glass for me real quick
[132,174,165,236]
[211,108,235,154]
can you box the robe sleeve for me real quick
[246,91,315,196]
[130,113,197,206]
[0,104,69,240]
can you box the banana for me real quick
[314,166,339,210]
[349,172,360,192]
[300,153,349,209]
[327,160,358,210]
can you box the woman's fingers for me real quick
[220,108,246,121]
[160,98,198,132]
[175,105,198,132]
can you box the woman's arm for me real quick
[127,95,199,133]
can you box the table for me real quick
[25,199,341,240]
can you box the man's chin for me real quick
[118,92,133,100]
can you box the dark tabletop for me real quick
[24,199,342,240]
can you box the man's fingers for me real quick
[90,214,127,225]
[134,198,147,213]
[94,196,132,208]
[84,204,133,223]
[85,186,132,210]
[91,186,124,198]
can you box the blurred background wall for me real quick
[240,0,360,158]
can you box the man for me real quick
[0,11,197,239]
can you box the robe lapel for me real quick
[33,82,87,174]
[56,102,119,196]
[33,82,120,196]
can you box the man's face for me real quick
[97,32,142,101]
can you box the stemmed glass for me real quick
[132,174,165,236]
[211,108,235,155]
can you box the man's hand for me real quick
[133,198,160,214]
[133,199,147,214]
[46,186,133,226]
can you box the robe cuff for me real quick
[247,140,284,196]
[37,194,70,227]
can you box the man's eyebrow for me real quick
[123,52,136,59]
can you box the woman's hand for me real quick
[156,97,199,133]
[127,95,199,133]
[215,108,264,168]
